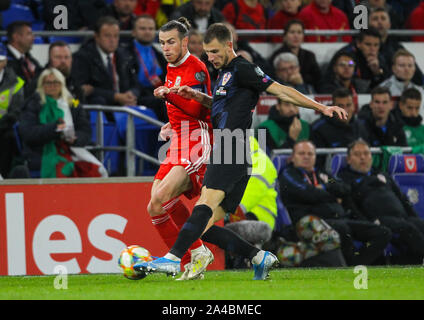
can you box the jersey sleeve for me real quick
[235,62,274,93]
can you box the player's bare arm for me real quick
[177,85,213,109]
[266,81,348,120]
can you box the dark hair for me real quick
[332,88,352,102]
[94,16,120,34]
[292,139,316,153]
[7,21,31,42]
[204,23,232,44]
[134,14,156,27]
[400,87,422,103]
[371,86,392,99]
[160,17,191,39]
[48,40,70,56]
[369,7,389,17]
[356,26,381,43]
[347,138,370,156]
[283,19,305,35]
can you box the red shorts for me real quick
[154,159,207,199]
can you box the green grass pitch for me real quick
[0,266,423,300]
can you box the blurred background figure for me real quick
[171,0,224,33]
[273,52,314,94]
[188,29,205,58]
[269,20,321,92]
[6,21,42,98]
[221,0,267,42]
[298,0,351,43]
[72,16,139,121]
[257,98,309,152]
[126,14,168,121]
[20,68,106,178]
[0,44,25,179]
[320,51,370,94]
[268,0,303,43]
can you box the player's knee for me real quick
[148,188,171,216]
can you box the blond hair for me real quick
[36,68,73,105]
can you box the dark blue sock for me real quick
[169,204,213,258]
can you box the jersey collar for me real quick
[169,51,191,68]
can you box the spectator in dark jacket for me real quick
[279,140,392,265]
[312,88,369,148]
[6,21,42,98]
[42,0,108,30]
[359,86,408,147]
[170,0,224,33]
[369,7,424,86]
[339,139,424,262]
[100,0,138,48]
[311,88,369,169]
[334,27,390,90]
[319,51,370,94]
[72,16,139,120]
[268,20,321,91]
[45,41,85,105]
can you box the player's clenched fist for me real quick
[154,86,170,99]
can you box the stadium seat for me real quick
[388,154,424,175]
[269,155,293,231]
[2,4,35,29]
[12,122,40,178]
[113,106,160,176]
[330,153,347,177]
[48,36,82,44]
[271,154,291,175]
[90,111,121,175]
[388,154,424,218]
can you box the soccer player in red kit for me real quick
[146,17,214,280]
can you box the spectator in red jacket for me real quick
[134,0,161,18]
[221,0,267,42]
[407,0,424,42]
[268,0,303,43]
[298,0,351,43]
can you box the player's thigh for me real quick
[153,165,192,202]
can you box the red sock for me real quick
[164,198,204,267]
[151,213,180,250]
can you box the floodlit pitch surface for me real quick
[0,266,423,300]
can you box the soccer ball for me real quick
[118,245,153,280]
[276,242,303,267]
[296,215,328,241]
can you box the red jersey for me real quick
[298,2,351,43]
[164,52,213,165]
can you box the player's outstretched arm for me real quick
[266,82,348,120]
[177,85,213,109]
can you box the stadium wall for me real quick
[0,178,225,276]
